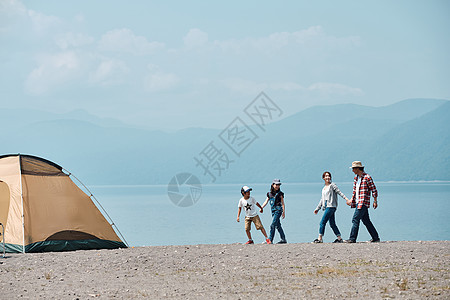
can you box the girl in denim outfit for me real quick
[313,171,350,243]
[262,179,287,244]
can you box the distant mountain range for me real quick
[1,98,449,185]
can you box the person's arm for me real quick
[332,183,350,203]
[281,195,286,219]
[237,207,242,222]
[315,197,322,213]
[256,202,263,213]
[261,197,269,209]
[366,175,378,209]
[349,177,357,207]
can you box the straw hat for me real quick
[350,161,364,168]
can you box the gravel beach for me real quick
[0,241,449,299]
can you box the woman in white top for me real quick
[313,171,350,243]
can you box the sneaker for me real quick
[266,238,272,244]
[369,238,380,243]
[312,239,323,244]
[277,240,287,244]
[245,240,254,244]
[333,239,343,243]
[344,239,356,243]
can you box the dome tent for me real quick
[0,154,127,253]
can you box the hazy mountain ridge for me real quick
[368,102,450,180]
[0,108,129,130]
[1,98,448,184]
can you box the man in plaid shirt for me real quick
[344,161,380,243]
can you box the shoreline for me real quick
[1,240,449,299]
[88,180,450,188]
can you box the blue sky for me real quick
[1,0,449,130]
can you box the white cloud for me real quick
[183,28,209,49]
[0,0,27,19]
[98,28,164,55]
[90,58,129,86]
[307,82,364,96]
[0,0,61,35]
[220,78,363,97]
[220,78,268,95]
[178,26,356,56]
[221,78,302,94]
[5,1,364,123]
[213,26,360,55]
[74,13,85,23]
[55,32,94,49]
[0,1,40,34]
[27,9,61,34]
[269,82,304,91]
[25,51,82,95]
[144,65,180,92]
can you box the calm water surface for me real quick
[89,182,450,247]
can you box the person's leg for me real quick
[349,207,366,242]
[277,221,286,242]
[254,215,269,239]
[274,209,286,242]
[245,218,253,241]
[328,208,341,238]
[318,208,332,241]
[361,208,379,240]
[260,227,268,238]
[269,211,278,242]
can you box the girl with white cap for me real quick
[262,179,287,244]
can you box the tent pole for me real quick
[18,154,26,253]
[63,168,129,247]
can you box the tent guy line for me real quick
[65,168,129,247]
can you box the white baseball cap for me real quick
[241,186,252,193]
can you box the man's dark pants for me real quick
[349,205,379,241]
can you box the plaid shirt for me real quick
[351,172,378,209]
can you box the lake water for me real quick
[88,182,450,247]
